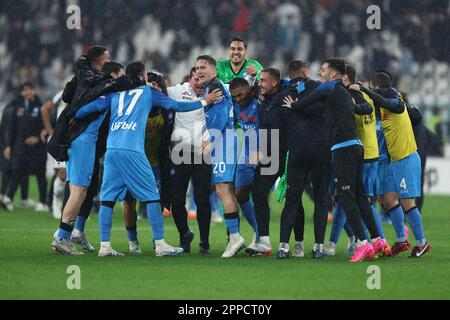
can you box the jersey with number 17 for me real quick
[75,85,204,154]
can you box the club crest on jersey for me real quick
[111,121,138,131]
[17,107,25,117]
[32,107,40,117]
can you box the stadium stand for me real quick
[0,0,449,127]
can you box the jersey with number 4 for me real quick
[74,85,204,154]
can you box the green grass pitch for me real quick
[1,186,450,300]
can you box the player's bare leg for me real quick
[52,184,87,255]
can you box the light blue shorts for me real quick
[66,137,96,187]
[100,149,160,202]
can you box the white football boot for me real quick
[129,240,142,254]
[292,241,305,257]
[221,234,245,258]
[155,240,184,257]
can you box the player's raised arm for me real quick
[74,94,111,120]
[284,81,333,111]
[150,87,221,112]
[352,92,373,115]
[356,85,405,114]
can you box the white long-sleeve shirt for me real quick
[167,82,210,149]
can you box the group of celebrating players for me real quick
[50,36,430,262]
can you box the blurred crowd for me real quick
[1,0,449,98]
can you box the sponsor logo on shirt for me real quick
[111,121,138,131]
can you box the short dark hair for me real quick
[126,61,146,79]
[376,69,393,80]
[371,72,392,89]
[196,55,216,66]
[20,82,34,91]
[87,46,107,63]
[261,68,281,81]
[324,58,346,76]
[229,77,250,91]
[228,37,248,49]
[345,64,357,84]
[189,67,197,79]
[102,62,124,76]
[288,60,308,75]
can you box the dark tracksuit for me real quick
[291,80,380,242]
[5,96,47,204]
[279,77,332,244]
[251,88,301,239]
[0,100,29,199]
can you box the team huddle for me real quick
[50,37,430,262]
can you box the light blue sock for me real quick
[371,204,385,238]
[57,228,72,241]
[380,207,391,223]
[99,205,113,242]
[330,203,347,243]
[335,204,369,241]
[239,200,259,242]
[405,207,426,246]
[389,205,406,241]
[75,216,87,232]
[126,227,138,242]
[225,213,239,235]
[343,222,354,238]
[147,202,164,241]
[361,221,370,241]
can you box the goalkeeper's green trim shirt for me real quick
[216,59,263,84]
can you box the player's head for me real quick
[189,67,205,96]
[320,58,346,82]
[288,60,310,80]
[148,71,168,95]
[228,37,248,65]
[259,68,280,96]
[102,62,125,79]
[371,71,392,89]
[343,64,356,86]
[20,82,35,101]
[196,55,217,85]
[126,61,148,82]
[230,78,253,108]
[87,46,110,71]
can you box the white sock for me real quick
[100,241,111,249]
[357,239,368,247]
[260,236,271,245]
[279,242,289,251]
[418,239,427,247]
[154,239,165,246]
[229,233,241,241]
[72,228,82,236]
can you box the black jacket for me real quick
[281,77,331,151]
[258,87,288,176]
[0,101,16,151]
[48,56,145,161]
[291,80,359,146]
[4,96,46,161]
